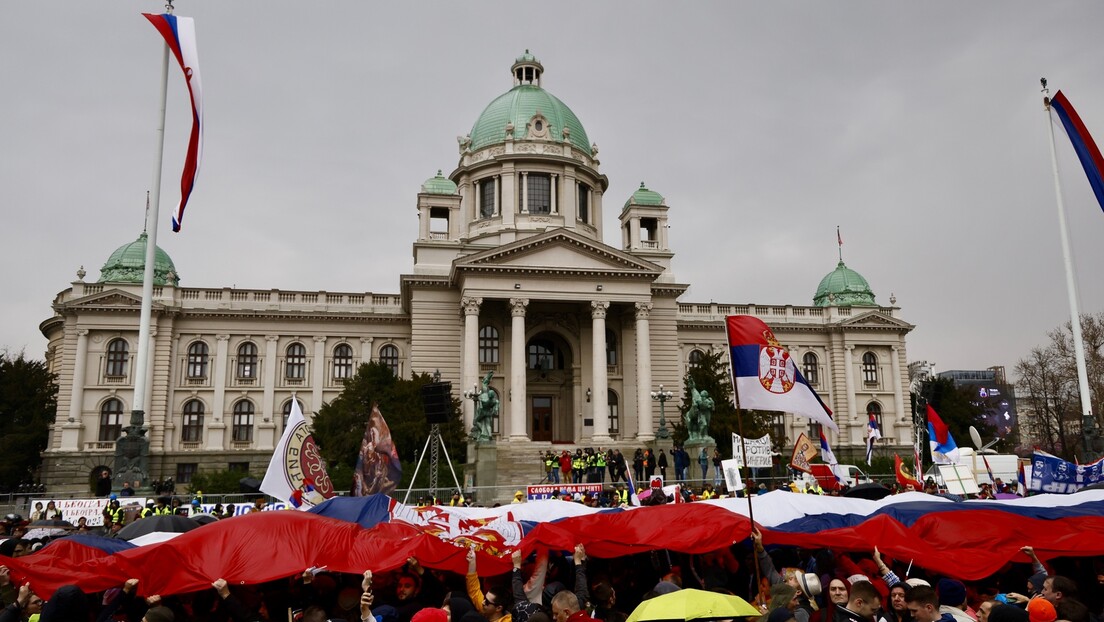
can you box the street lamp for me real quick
[651,384,674,440]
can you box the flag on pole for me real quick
[819,431,844,483]
[895,454,923,491]
[143,13,204,232]
[980,453,996,485]
[866,412,882,466]
[926,404,961,464]
[352,404,403,496]
[624,467,642,506]
[725,315,837,431]
[260,399,336,510]
[1049,90,1104,214]
[790,432,818,473]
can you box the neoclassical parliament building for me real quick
[40,52,914,491]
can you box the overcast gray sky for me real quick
[3,2,1103,378]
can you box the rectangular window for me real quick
[228,462,250,473]
[526,174,551,214]
[233,412,254,442]
[480,178,496,218]
[770,413,787,450]
[577,183,590,223]
[176,463,198,484]
[181,412,203,443]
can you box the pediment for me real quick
[838,309,914,330]
[453,229,663,278]
[69,288,144,308]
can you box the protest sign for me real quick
[731,433,774,468]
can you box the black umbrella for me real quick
[239,477,263,494]
[190,513,220,526]
[29,519,74,529]
[116,514,199,541]
[842,482,892,500]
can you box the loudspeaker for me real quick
[421,382,453,424]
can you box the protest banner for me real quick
[790,433,818,473]
[525,483,602,500]
[1029,450,1104,494]
[730,433,774,468]
[46,498,147,527]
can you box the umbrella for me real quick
[842,483,892,500]
[23,528,69,540]
[29,519,74,529]
[116,514,199,542]
[627,589,760,622]
[190,513,220,526]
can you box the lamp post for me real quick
[651,384,674,440]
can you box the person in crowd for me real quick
[120,481,135,497]
[572,450,586,484]
[976,601,999,622]
[550,591,598,622]
[588,582,625,622]
[712,449,723,487]
[1026,599,1057,622]
[632,449,644,483]
[513,491,526,504]
[560,451,573,485]
[96,469,113,497]
[467,548,513,622]
[657,450,668,480]
[643,449,655,478]
[935,579,972,622]
[699,448,709,485]
[881,584,912,622]
[835,581,882,622]
[28,504,44,523]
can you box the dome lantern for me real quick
[99,232,180,286]
[511,49,543,87]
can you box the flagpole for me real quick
[726,346,763,599]
[1042,78,1097,456]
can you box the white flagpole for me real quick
[131,2,173,427]
[1042,79,1096,433]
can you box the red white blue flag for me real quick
[866,412,882,465]
[926,404,960,464]
[143,13,203,232]
[726,316,836,431]
[1050,90,1104,214]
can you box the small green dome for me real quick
[421,170,458,195]
[814,261,875,307]
[99,233,179,286]
[625,182,665,207]
[468,54,590,153]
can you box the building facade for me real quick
[40,53,914,492]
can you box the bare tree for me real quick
[1015,312,1104,461]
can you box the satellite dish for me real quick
[969,426,983,450]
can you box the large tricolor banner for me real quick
[1050,90,1104,214]
[143,13,204,232]
[726,315,836,430]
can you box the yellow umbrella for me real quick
[626,589,761,622]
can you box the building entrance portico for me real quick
[526,329,576,442]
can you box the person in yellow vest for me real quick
[572,450,585,484]
[449,491,465,506]
[512,490,525,504]
[544,451,559,484]
[595,450,607,484]
[614,483,629,506]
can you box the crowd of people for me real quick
[1,507,1101,622]
[538,446,726,488]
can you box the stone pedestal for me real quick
[685,439,717,490]
[472,443,498,504]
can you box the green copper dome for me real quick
[468,53,590,153]
[421,170,458,195]
[99,233,180,286]
[813,261,875,307]
[624,182,665,207]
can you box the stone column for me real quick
[312,336,327,412]
[462,297,482,432]
[550,174,558,214]
[492,176,500,216]
[521,172,529,214]
[360,337,374,363]
[591,301,611,443]
[68,329,89,423]
[211,334,230,435]
[890,345,905,437]
[509,298,529,440]
[843,345,857,442]
[263,335,279,426]
[635,303,655,441]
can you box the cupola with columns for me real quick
[620,182,675,281]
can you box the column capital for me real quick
[891,345,900,351]
[313,335,328,343]
[634,301,653,319]
[845,344,855,351]
[216,334,231,342]
[76,328,90,337]
[265,335,280,343]
[590,300,610,319]
[360,337,374,345]
[509,298,529,316]
[461,296,483,316]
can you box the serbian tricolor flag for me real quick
[143,13,204,232]
[819,431,844,483]
[926,404,961,464]
[1050,90,1104,214]
[726,316,836,431]
[895,454,923,491]
[866,412,882,466]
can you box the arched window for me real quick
[802,352,819,386]
[99,398,124,442]
[528,340,554,370]
[379,344,400,376]
[105,339,129,377]
[809,422,823,441]
[688,349,705,368]
[606,328,618,367]
[237,342,258,379]
[187,341,209,379]
[282,398,304,428]
[867,402,883,432]
[333,344,354,380]
[608,390,620,435]
[285,343,307,379]
[232,400,255,442]
[181,400,204,443]
[862,352,879,385]
[479,326,500,364]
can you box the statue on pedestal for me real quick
[684,378,715,444]
[471,371,499,443]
